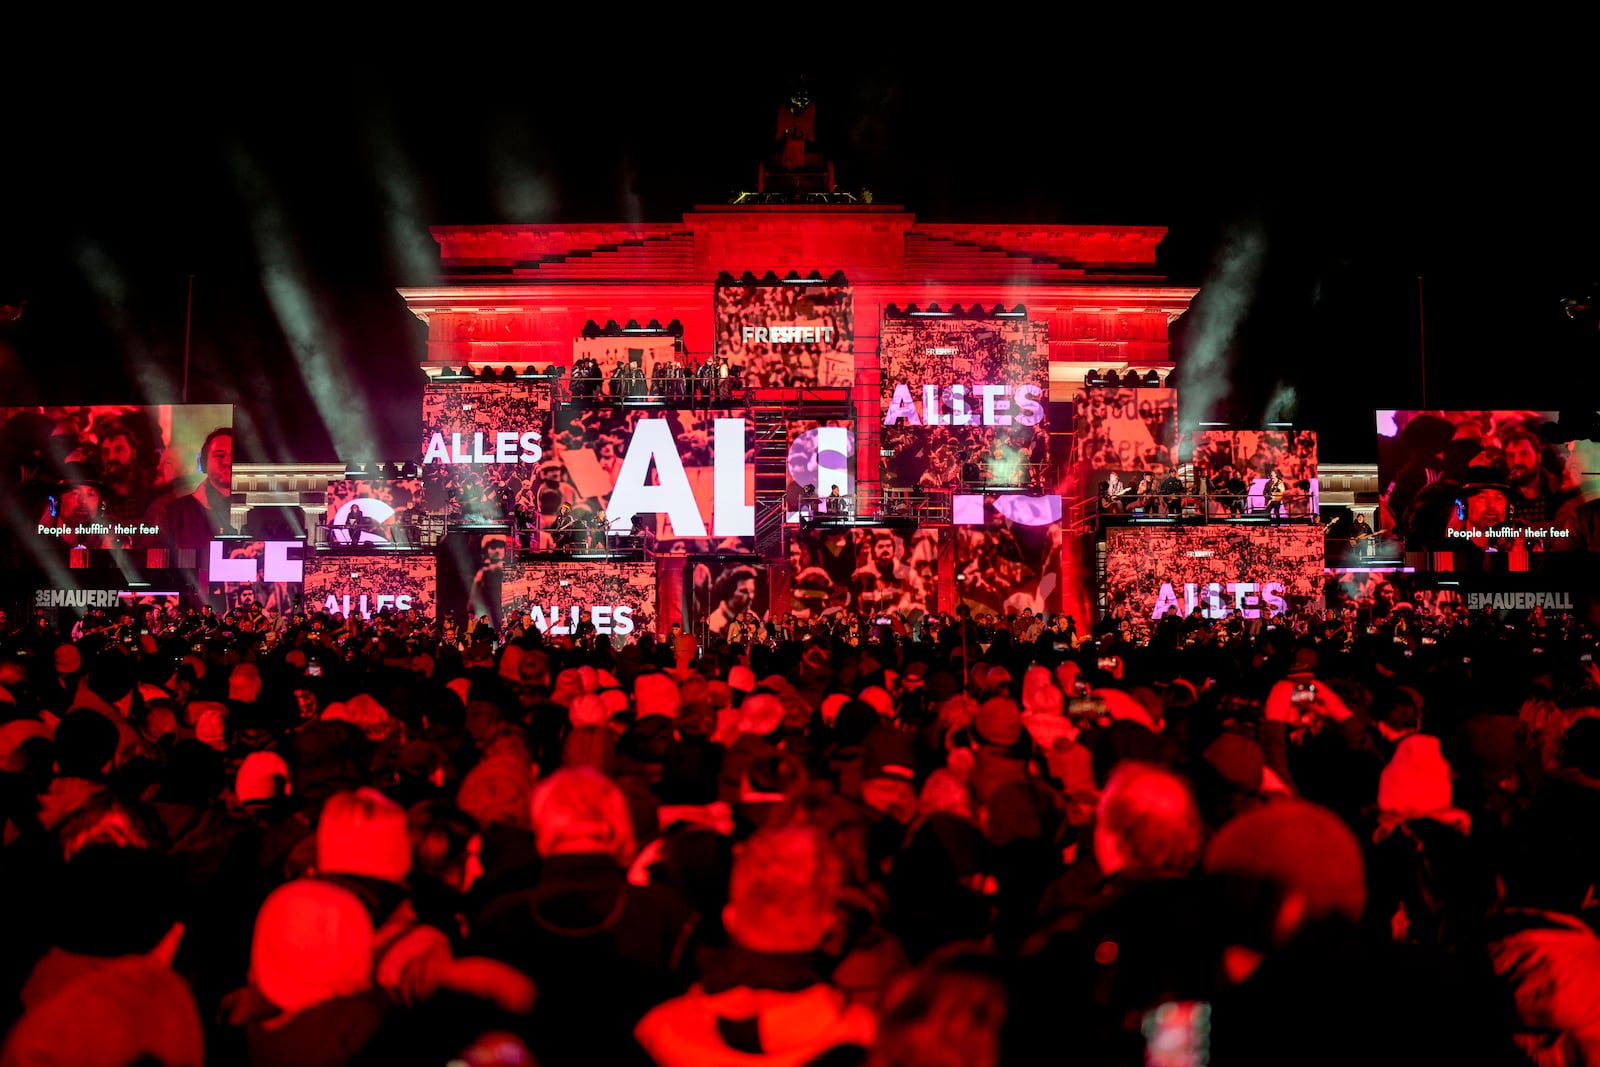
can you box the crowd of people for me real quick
[2,589,1600,1066]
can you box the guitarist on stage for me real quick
[1266,468,1287,522]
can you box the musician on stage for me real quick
[827,484,849,521]
[1351,512,1375,560]
[1266,468,1287,522]
[344,504,364,545]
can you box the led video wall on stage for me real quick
[715,283,854,388]
[1071,387,1180,476]
[785,526,941,622]
[0,403,233,564]
[570,336,683,400]
[685,556,769,642]
[420,379,551,524]
[502,560,656,642]
[303,554,437,620]
[785,419,854,522]
[1185,428,1319,517]
[205,538,304,614]
[878,317,1049,493]
[548,406,754,550]
[1375,410,1595,561]
[1104,526,1324,619]
[954,498,1057,618]
[324,478,425,546]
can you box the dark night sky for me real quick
[2,37,1595,467]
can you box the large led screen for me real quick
[502,561,656,644]
[1179,428,1320,518]
[715,283,853,388]
[303,554,437,620]
[954,498,1058,619]
[1374,410,1598,557]
[570,336,684,401]
[324,478,426,546]
[0,403,233,566]
[878,317,1049,493]
[1104,526,1325,622]
[205,538,305,615]
[420,379,551,524]
[787,527,934,620]
[548,406,754,551]
[685,557,769,644]
[785,419,855,523]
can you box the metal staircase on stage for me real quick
[748,388,853,560]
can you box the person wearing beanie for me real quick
[221,879,397,1067]
[634,671,684,721]
[1202,796,1487,1066]
[1365,734,1476,949]
[728,665,756,704]
[970,697,1028,806]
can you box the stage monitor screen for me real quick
[1103,526,1325,627]
[547,406,754,551]
[502,560,656,645]
[324,478,426,546]
[303,554,437,620]
[420,379,551,524]
[205,538,305,614]
[787,527,857,620]
[715,283,853,388]
[878,316,1049,493]
[785,419,855,523]
[0,403,234,566]
[1375,410,1598,558]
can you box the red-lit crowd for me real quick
[1,601,1598,1066]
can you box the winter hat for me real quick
[737,693,787,738]
[1378,734,1453,815]
[316,787,412,884]
[457,756,534,831]
[1203,733,1265,793]
[858,685,895,719]
[569,693,608,728]
[250,880,373,1013]
[600,688,631,719]
[445,677,471,707]
[1205,799,1366,924]
[633,672,683,720]
[974,697,1023,747]
[821,693,851,726]
[236,751,291,803]
[728,665,757,695]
